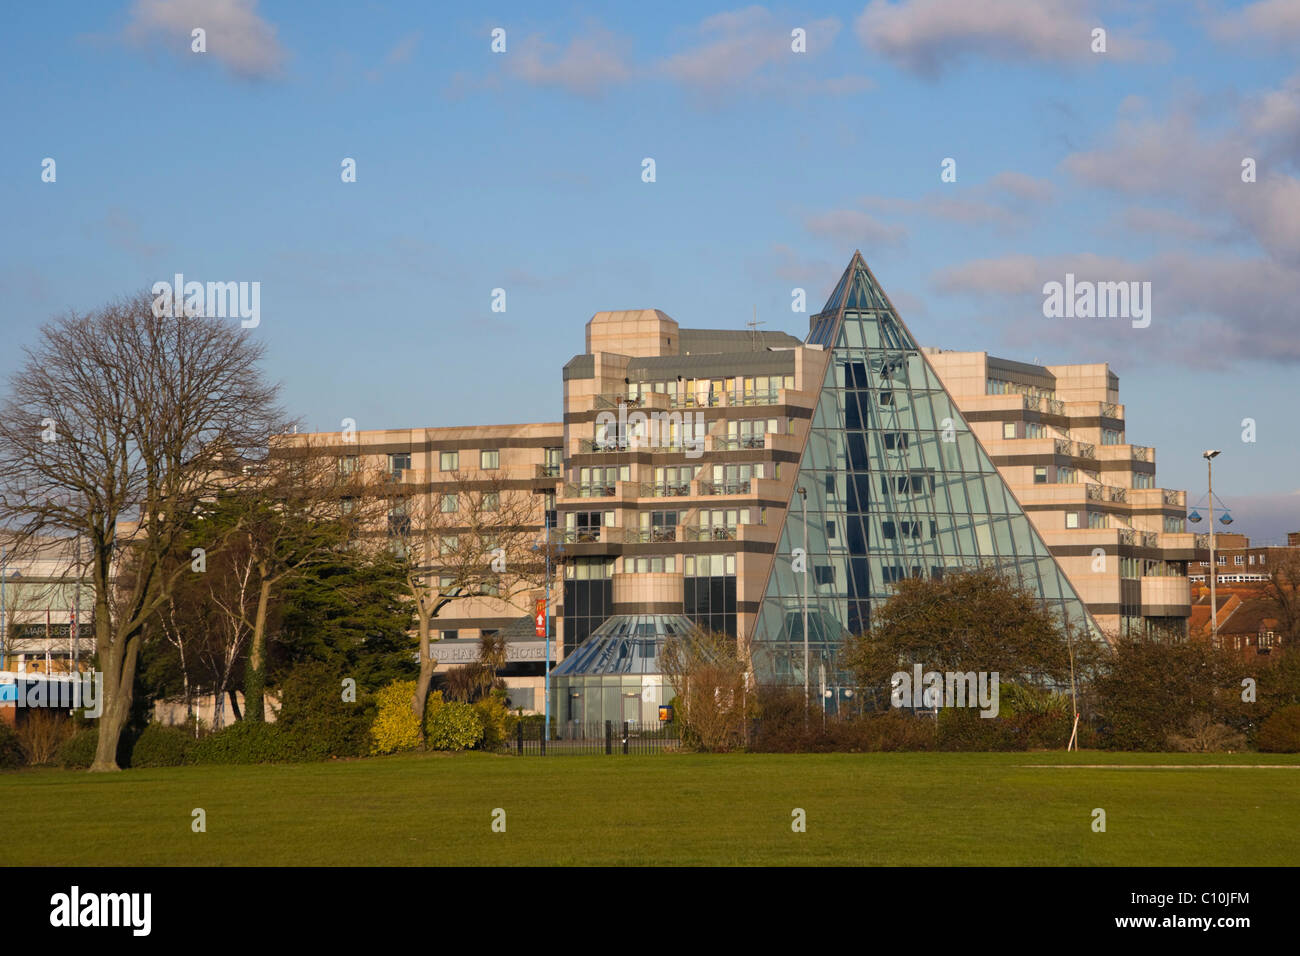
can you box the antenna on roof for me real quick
[747,306,765,351]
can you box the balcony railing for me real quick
[1118,529,1136,546]
[1162,488,1185,507]
[563,482,618,498]
[1142,532,1159,548]
[638,482,691,498]
[699,479,752,496]
[624,527,679,544]
[1101,402,1119,419]
[713,435,767,452]
[535,463,562,478]
[1086,484,1103,501]
[670,389,780,409]
[685,526,739,541]
[1054,438,1071,456]
[1075,442,1096,459]
[1131,445,1152,462]
[557,529,602,544]
[1108,486,1128,503]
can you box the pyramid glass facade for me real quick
[752,253,1102,684]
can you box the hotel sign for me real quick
[435,640,554,664]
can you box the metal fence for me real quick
[513,720,680,756]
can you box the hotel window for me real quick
[482,492,499,512]
[440,494,458,513]
[1066,513,1079,529]
[338,455,358,476]
[340,497,355,515]
[1133,473,1154,489]
[1089,512,1107,529]
[542,447,562,477]
[389,452,411,473]
[624,555,677,574]
[480,449,499,470]
[440,451,458,471]
[440,536,458,556]
[1034,466,1048,484]
[1025,423,1046,439]
[440,630,458,641]
[1002,422,1017,439]
[1057,466,1076,484]
[684,554,736,576]
[1102,429,1123,445]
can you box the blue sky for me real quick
[2,0,1298,541]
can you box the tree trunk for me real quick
[243,576,273,722]
[410,605,435,745]
[228,687,242,722]
[90,625,140,772]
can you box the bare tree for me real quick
[662,628,753,752]
[0,292,283,770]
[389,471,545,735]
[1260,551,1300,648]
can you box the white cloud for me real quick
[855,0,1150,76]
[125,0,287,80]
[803,209,908,246]
[507,26,633,97]
[661,7,846,93]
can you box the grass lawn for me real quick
[3,751,1298,866]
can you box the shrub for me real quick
[59,728,99,769]
[425,700,484,751]
[16,709,72,765]
[0,721,25,770]
[1256,705,1300,753]
[370,681,424,755]
[130,723,194,767]
[277,662,373,760]
[186,721,296,765]
[936,707,1015,751]
[473,691,516,751]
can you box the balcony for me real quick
[557,528,603,544]
[1141,575,1191,615]
[1108,486,1128,503]
[712,435,768,452]
[699,479,753,496]
[1130,445,1152,462]
[624,527,679,544]
[638,482,691,498]
[685,525,739,542]
[563,482,618,499]
[1162,488,1185,507]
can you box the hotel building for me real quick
[295,253,1202,721]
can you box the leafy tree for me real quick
[276,546,416,691]
[842,566,1096,709]
[1094,638,1244,750]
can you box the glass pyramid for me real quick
[751,252,1102,684]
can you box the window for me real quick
[481,491,499,512]
[440,630,459,641]
[542,447,562,476]
[440,536,458,556]
[440,494,458,513]
[1133,473,1154,489]
[1034,467,1048,484]
[440,451,458,471]
[340,497,355,515]
[338,455,358,476]
[1217,555,1226,565]
[1025,423,1046,439]
[884,432,909,451]
[480,449,500,470]
[1234,555,1244,565]
[389,452,411,473]
[1003,422,1017,440]
[1066,513,1079,529]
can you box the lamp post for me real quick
[534,518,563,741]
[1204,450,1221,642]
[1,546,7,671]
[798,486,808,712]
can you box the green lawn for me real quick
[3,751,1298,866]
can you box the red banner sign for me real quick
[535,598,547,637]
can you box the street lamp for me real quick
[532,519,563,740]
[798,486,808,713]
[1203,450,1221,642]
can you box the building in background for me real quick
[298,253,1210,719]
[923,349,1201,641]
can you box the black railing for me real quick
[513,720,679,756]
